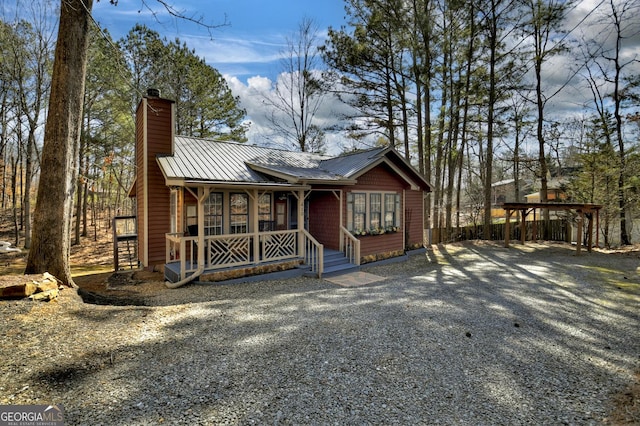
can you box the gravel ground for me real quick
[1,241,639,425]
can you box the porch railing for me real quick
[166,232,198,279]
[166,229,312,280]
[340,226,361,266]
[302,229,324,278]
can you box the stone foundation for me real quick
[360,249,405,265]
[199,259,303,282]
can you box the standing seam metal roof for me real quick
[156,136,429,189]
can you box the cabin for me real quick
[130,93,432,284]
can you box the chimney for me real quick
[146,88,160,97]
[134,94,175,269]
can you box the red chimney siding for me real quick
[135,96,174,269]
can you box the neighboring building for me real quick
[524,177,569,203]
[130,93,432,283]
[490,178,533,219]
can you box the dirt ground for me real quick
[0,214,639,423]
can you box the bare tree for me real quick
[12,3,56,249]
[520,0,574,239]
[593,0,640,245]
[264,17,328,153]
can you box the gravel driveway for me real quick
[1,241,639,425]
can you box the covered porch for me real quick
[164,184,325,283]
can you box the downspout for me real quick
[164,263,204,289]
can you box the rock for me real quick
[29,288,59,301]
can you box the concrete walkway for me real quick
[324,271,387,287]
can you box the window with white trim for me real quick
[347,191,400,234]
[370,193,381,229]
[230,193,249,234]
[384,193,400,228]
[346,193,366,232]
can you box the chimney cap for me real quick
[146,88,160,97]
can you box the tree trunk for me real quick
[24,0,93,285]
[23,131,36,249]
[11,154,19,247]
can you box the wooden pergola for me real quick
[502,202,603,254]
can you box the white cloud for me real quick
[225,73,355,155]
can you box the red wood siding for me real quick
[344,165,406,258]
[405,189,425,249]
[337,164,426,260]
[353,164,406,192]
[308,191,340,250]
[358,232,404,259]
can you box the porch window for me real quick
[230,193,248,234]
[384,193,400,227]
[258,193,274,231]
[204,192,223,236]
[185,205,197,228]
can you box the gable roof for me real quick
[156,136,431,191]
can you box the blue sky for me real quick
[92,0,347,83]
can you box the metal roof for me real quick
[156,136,430,190]
[157,136,329,184]
[319,147,388,177]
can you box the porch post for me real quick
[197,187,209,270]
[252,189,259,263]
[520,209,526,245]
[504,208,511,248]
[576,211,583,255]
[596,209,600,248]
[297,189,304,257]
[587,212,594,253]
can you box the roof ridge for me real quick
[175,135,331,158]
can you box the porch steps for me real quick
[306,249,359,278]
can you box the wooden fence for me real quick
[432,219,571,244]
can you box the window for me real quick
[370,193,381,229]
[185,205,197,227]
[347,192,400,234]
[347,193,367,232]
[170,189,178,233]
[258,193,273,231]
[230,193,248,234]
[384,194,400,228]
[204,192,223,236]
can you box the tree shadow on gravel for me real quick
[23,242,640,425]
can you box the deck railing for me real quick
[302,229,324,278]
[340,226,361,266]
